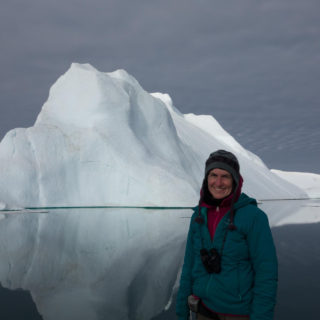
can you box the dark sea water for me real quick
[272,223,320,320]
[0,201,319,320]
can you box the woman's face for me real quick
[207,168,233,199]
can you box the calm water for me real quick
[0,200,319,320]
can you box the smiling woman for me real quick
[176,150,278,320]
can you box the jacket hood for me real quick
[233,192,257,210]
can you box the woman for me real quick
[176,150,278,320]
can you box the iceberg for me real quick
[0,63,307,208]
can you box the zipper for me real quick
[237,264,242,301]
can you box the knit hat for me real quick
[205,150,240,186]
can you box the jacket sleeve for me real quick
[176,216,195,320]
[247,209,278,320]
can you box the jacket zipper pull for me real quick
[216,206,220,212]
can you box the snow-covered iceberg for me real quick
[0,63,307,208]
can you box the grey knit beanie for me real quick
[205,150,240,185]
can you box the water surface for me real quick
[0,200,319,320]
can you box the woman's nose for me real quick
[215,177,223,186]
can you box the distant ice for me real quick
[0,202,5,210]
[261,199,320,227]
[271,170,320,199]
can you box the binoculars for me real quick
[200,248,221,274]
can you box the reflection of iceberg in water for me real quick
[1,201,320,320]
[0,208,192,320]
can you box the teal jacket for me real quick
[176,193,278,320]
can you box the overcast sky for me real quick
[1,0,320,172]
